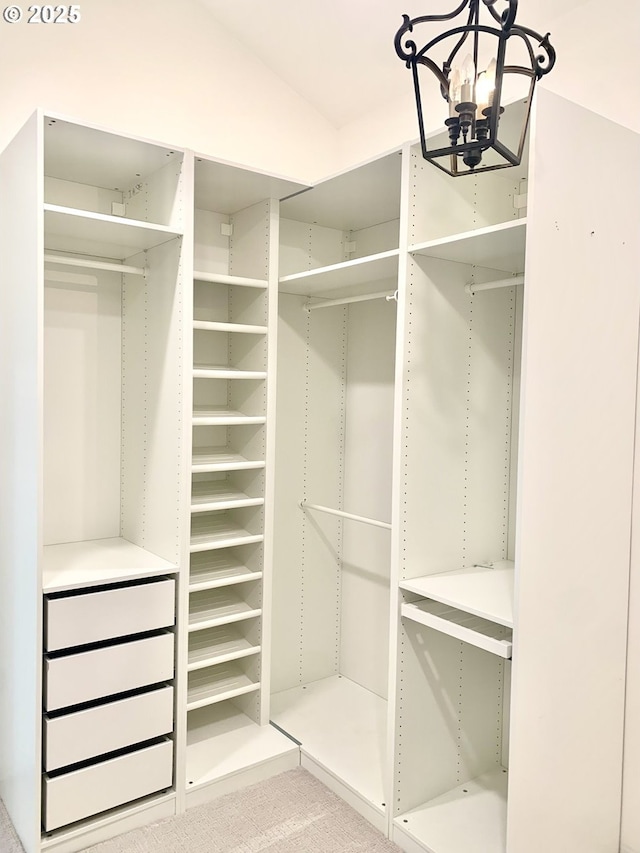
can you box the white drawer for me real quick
[42,738,173,831]
[44,632,174,712]
[44,685,174,772]
[44,578,175,652]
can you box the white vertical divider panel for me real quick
[174,153,194,814]
[272,294,346,692]
[387,142,413,836]
[508,90,640,853]
[0,111,43,853]
[260,199,280,725]
[121,237,185,566]
[229,200,271,726]
[339,297,395,699]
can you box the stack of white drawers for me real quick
[42,578,176,832]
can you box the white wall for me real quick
[336,0,640,170]
[0,0,338,182]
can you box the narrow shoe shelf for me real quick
[193,319,267,335]
[187,624,261,671]
[191,448,266,474]
[190,553,263,592]
[190,516,264,553]
[191,481,264,514]
[188,588,262,632]
[186,664,260,711]
[192,407,266,427]
[193,365,268,380]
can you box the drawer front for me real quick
[42,738,173,832]
[45,578,175,652]
[44,685,174,772]
[45,633,175,712]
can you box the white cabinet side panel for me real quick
[230,200,270,281]
[272,294,345,691]
[121,239,186,565]
[0,112,43,853]
[509,90,640,853]
[194,208,230,274]
[43,268,121,544]
[340,298,395,699]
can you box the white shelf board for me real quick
[189,588,261,632]
[278,250,399,297]
[193,319,267,335]
[190,515,264,552]
[394,767,508,853]
[192,407,266,427]
[400,563,514,628]
[410,219,526,274]
[42,537,178,593]
[187,664,259,710]
[191,481,264,514]
[44,204,181,260]
[192,448,265,474]
[186,704,298,789]
[193,270,267,288]
[193,365,267,380]
[271,675,387,812]
[188,626,260,671]
[402,601,512,658]
[190,553,262,592]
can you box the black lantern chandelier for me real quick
[394,0,556,176]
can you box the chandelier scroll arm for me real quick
[510,25,556,77]
[482,0,518,30]
[394,1,471,62]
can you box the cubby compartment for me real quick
[279,150,402,299]
[187,656,261,711]
[189,544,264,591]
[44,116,185,230]
[188,580,262,631]
[192,423,267,474]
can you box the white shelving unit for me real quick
[182,152,304,807]
[2,93,640,853]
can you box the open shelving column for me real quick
[183,156,305,805]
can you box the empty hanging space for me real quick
[185,155,304,804]
[271,151,401,830]
[42,119,188,593]
[391,140,525,853]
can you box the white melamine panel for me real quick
[400,257,518,580]
[400,564,514,628]
[42,537,177,593]
[44,578,175,652]
[339,298,395,699]
[43,266,121,546]
[44,177,123,217]
[44,205,181,260]
[349,220,400,260]
[185,704,299,791]
[508,90,640,853]
[279,250,399,297]
[124,156,185,230]
[194,154,305,216]
[121,239,186,566]
[43,686,174,772]
[44,632,174,712]
[279,219,347,278]
[194,209,231,274]
[229,201,270,282]
[409,141,525,245]
[42,739,173,832]
[394,620,505,816]
[401,602,512,659]
[623,381,640,852]
[271,675,387,814]
[272,294,346,692]
[393,767,508,853]
[0,111,42,853]
[411,219,526,275]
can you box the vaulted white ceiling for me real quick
[195,0,590,128]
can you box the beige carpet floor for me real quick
[1,769,402,852]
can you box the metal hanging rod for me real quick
[299,500,392,530]
[44,253,146,277]
[465,275,524,296]
[304,290,397,312]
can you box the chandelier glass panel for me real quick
[394,0,556,176]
